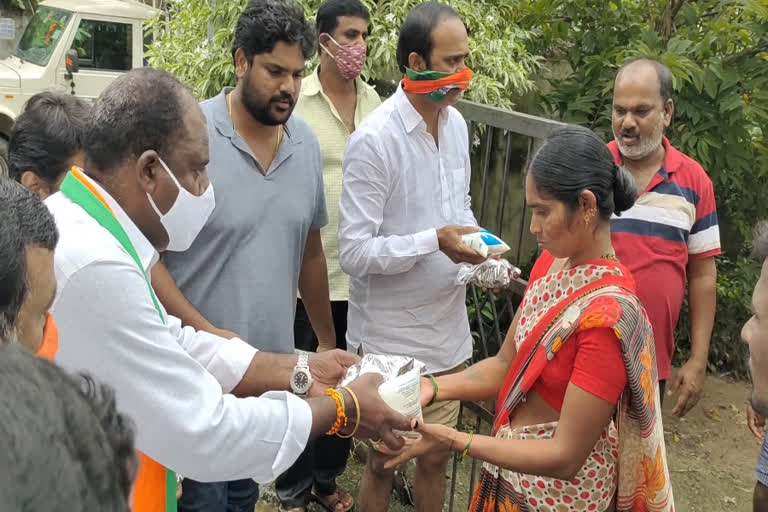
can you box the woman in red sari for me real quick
[384,125,674,512]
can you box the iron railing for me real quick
[445,100,564,512]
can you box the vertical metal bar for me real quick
[471,286,489,360]
[487,290,504,355]
[496,131,513,236]
[516,137,535,264]
[478,126,494,226]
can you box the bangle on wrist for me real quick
[459,431,474,460]
[337,386,361,439]
[324,388,348,435]
[427,374,439,407]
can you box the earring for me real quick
[584,209,595,225]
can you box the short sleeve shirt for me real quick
[608,137,721,380]
[162,89,327,354]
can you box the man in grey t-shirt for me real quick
[152,2,337,510]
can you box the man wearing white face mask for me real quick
[44,67,413,512]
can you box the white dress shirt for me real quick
[338,85,477,373]
[46,174,312,483]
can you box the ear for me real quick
[234,48,250,80]
[662,98,674,128]
[408,51,427,72]
[135,150,161,195]
[19,171,50,200]
[579,189,598,214]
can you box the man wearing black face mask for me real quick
[151,1,340,510]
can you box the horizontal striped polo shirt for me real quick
[608,137,721,380]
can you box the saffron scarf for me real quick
[60,168,178,512]
[471,258,674,511]
[402,67,473,101]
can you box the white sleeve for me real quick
[52,259,312,483]
[338,133,439,277]
[168,314,257,394]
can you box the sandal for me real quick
[311,487,355,512]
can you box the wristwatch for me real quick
[291,352,313,397]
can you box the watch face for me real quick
[292,370,311,394]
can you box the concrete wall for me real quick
[0,9,30,59]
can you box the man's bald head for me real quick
[615,58,674,104]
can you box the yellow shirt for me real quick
[295,66,382,301]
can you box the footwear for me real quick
[311,487,355,512]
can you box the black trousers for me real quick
[275,300,352,508]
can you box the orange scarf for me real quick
[402,67,473,95]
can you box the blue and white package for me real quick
[461,228,511,258]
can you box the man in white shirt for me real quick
[338,3,483,512]
[46,67,410,510]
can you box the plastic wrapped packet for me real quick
[456,258,521,289]
[340,354,426,439]
[461,228,511,258]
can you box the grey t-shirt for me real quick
[162,89,327,353]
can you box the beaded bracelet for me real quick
[337,386,361,439]
[325,388,348,436]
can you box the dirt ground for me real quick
[254,371,759,511]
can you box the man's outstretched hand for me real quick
[308,349,359,396]
[342,373,413,451]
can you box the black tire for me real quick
[0,137,9,178]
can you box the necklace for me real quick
[564,251,618,270]
[227,92,282,161]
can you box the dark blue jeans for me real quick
[177,479,259,512]
[275,300,351,508]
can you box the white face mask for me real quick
[146,157,215,252]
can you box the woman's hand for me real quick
[381,421,458,469]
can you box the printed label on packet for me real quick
[377,366,423,439]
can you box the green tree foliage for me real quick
[520,0,767,377]
[146,0,541,106]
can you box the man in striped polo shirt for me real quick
[609,57,720,417]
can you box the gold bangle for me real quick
[337,386,361,439]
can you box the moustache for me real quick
[270,94,295,106]
[620,130,639,137]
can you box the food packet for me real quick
[339,354,426,439]
[456,259,521,289]
[461,228,511,258]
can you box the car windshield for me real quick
[13,7,72,67]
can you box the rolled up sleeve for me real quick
[52,259,311,482]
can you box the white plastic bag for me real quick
[339,354,426,439]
